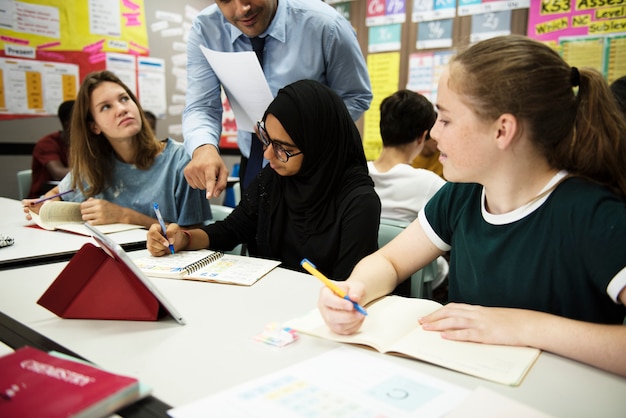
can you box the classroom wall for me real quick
[0,0,235,200]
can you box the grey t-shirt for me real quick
[58,138,211,226]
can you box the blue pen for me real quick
[300,258,367,316]
[153,202,175,254]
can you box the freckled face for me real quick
[262,114,303,176]
[89,81,142,142]
[216,0,277,38]
[429,70,499,183]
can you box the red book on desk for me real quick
[0,346,140,418]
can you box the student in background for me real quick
[23,70,210,229]
[317,35,626,377]
[610,75,626,119]
[149,80,380,280]
[411,137,444,179]
[182,0,372,198]
[369,90,445,224]
[28,100,74,198]
[144,110,157,132]
[368,90,448,293]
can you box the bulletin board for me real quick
[335,0,531,160]
[0,0,150,120]
[526,1,626,84]
[336,0,626,160]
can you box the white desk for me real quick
[0,197,147,268]
[0,256,624,418]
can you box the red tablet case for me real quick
[37,243,166,321]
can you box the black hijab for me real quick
[263,80,373,240]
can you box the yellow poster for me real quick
[607,35,626,84]
[560,37,606,75]
[0,0,148,54]
[364,52,401,161]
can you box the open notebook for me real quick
[286,295,540,386]
[133,250,280,286]
[29,201,144,236]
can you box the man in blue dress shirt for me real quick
[182,0,372,198]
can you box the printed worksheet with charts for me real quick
[168,347,470,418]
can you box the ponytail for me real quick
[562,68,626,198]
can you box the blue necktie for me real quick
[243,36,266,189]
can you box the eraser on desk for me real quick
[254,322,299,347]
[0,234,14,248]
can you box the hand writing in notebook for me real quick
[153,203,174,254]
[301,259,367,316]
[317,276,368,336]
[147,221,206,257]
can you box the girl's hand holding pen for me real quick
[147,222,182,256]
[21,199,42,220]
[21,188,74,221]
[21,188,64,220]
[317,281,367,336]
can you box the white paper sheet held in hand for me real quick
[199,45,274,132]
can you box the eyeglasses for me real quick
[256,121,303,163]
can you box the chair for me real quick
[223,164,241,208]
[232,182,241,207]
[378,218,444,299]
[223,181,242,208]
[16,169,32,200]
[209,204,245,255]
[209,204,234,223]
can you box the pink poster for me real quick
[527,1,626,43]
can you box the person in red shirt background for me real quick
[28,100,74,198]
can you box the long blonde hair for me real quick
[69,70,161,197]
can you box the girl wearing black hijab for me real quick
[147,80,381,280]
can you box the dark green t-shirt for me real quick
[422,175,626,324]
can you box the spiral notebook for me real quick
[133,250,280,286]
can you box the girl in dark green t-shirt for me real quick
[317,35,626,378]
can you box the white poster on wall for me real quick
[105,52,137,95]
[0,57,78,115]
[137,56,167,119]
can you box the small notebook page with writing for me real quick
[133,250,223,278]
[184,254,281,286]
[133,250,281,286]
